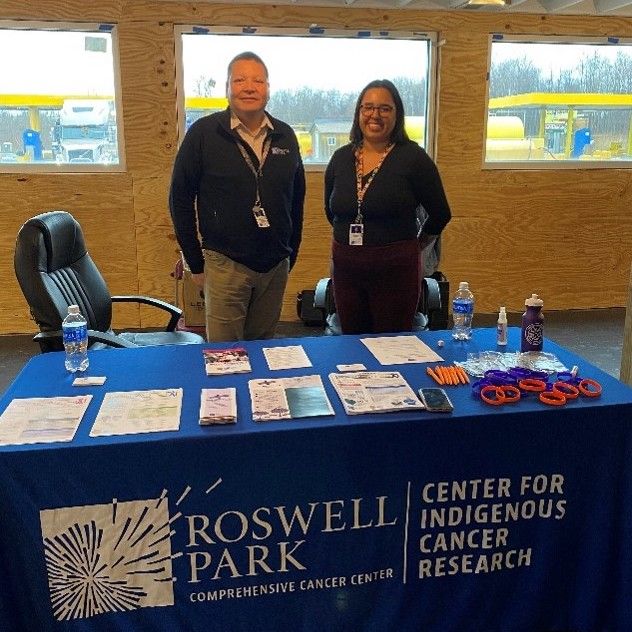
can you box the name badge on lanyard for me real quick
[238,136,272,229]
[253,204,270,228]
[352,143,392,246]
[349,223,364,246]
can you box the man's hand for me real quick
[191,272,205,288]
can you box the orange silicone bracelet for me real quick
[552,381,579,400]
[519,378,547,392]
[539,390,566,406]
[578,378,602,398]
[499,384,521,403]
[480,385,506,406]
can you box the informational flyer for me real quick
[90,388,182,437]
[329,371,424,415]
[262,345,312,370]
[199,388,237,426]
[203,348,252,375]
[249,375,334,421]
[0,395,92,446]
[360,335,443,365]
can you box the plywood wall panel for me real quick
[1,3,632,335]
[117,22,179,177]
[1,174,141,333]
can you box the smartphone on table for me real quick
[418,388,454,413]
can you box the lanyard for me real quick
[236,135,272,207]
[354,143,392,224]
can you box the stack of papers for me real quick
[329,371,424,415]
[249,375,334,421]
[199,388,237,425]
[204,348,252,375]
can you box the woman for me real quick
[324,79,451,334]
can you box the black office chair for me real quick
[313,275,445,335]
[14,210,204,352]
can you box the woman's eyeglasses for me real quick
[359,104,394,116]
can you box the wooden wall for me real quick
[2,0,632,334]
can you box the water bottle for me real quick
[521,294,544,352]
[62,305,89,372]
[452,281,474,340]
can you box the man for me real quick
[169,51,305,341]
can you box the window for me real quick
[485,36,632,168]
[0,22,124,172]
[176,27,436,167]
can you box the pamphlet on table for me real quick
[199,388,237,425]
[0,395,92,446]
[249,375,334,421]
[262,345,312,370]
[329,371,424,415]
[360,335,443,365]
[90,388,183,437]
[204,347,252,375]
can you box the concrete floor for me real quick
[0,308,626,396]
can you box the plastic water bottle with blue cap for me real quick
[62,305,89,372]
[452,281,474,340]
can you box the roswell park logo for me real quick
[39,473,565,622]
[39,479,399,622]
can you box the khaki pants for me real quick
[203,250,289,342]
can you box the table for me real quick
[1,328,631,631]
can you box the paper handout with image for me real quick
[204,347,252,375]
[329,371,424,415]
[249,375,334,421]
[90,388,183,437]
[360,335,443,365]
[199,388,237,425]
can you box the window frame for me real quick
[0,20,126,174]
[484,34,632,170]
[174,25,439,171]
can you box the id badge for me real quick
[349,223,364,246]
[253,205,270,228]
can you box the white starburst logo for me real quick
[40,495,178,621]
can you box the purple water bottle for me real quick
[521,294,544,352]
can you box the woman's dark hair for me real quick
[349,79,409,146]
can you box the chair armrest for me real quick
[34,329,137,351]
[112,295,182,332]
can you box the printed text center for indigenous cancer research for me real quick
[417,474,567,578]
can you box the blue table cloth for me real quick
[0,327,631,631]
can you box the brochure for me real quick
[360,335,443,365]
[248,375,334,421]
[0,395,92,446]
[199,388,237,426]
[204,347,252,375]
[262,345,312,370]
[90,388,182,437]
[329,371,424,415]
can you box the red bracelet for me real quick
[499,385,521,403]
[539,390,567,406]
[480,385,506,406]
[578,378,602,398]
[519,378,547,392]
[552,381,580,400]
